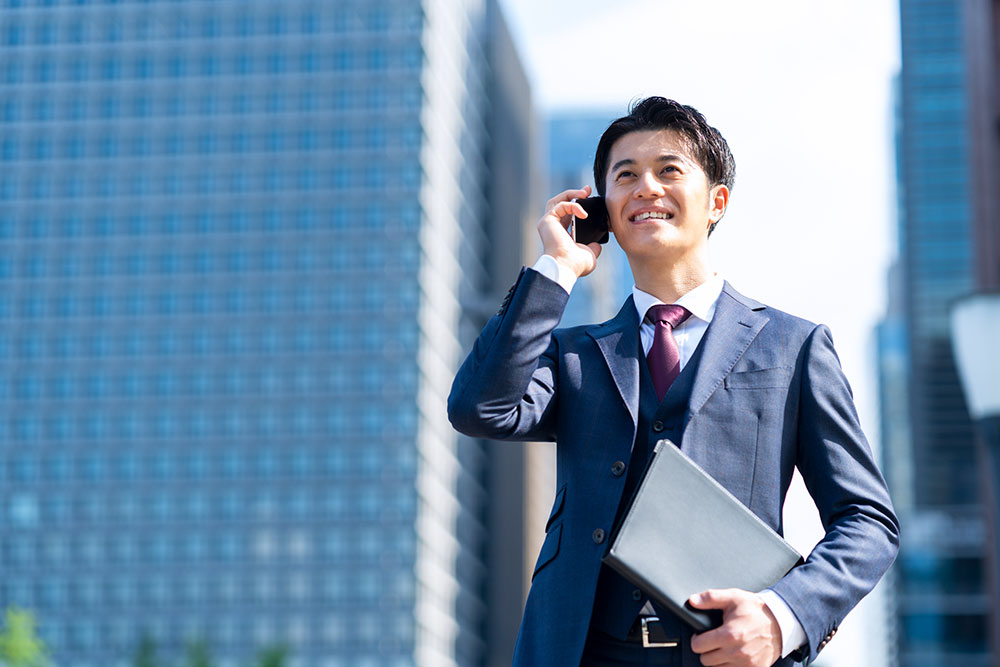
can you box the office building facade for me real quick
[880,0,990,664]
[0,1,532,665]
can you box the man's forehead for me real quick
[608,128,698,161]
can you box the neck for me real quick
[630,250,714,304]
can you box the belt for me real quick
[626,616,679,648]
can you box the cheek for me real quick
[605,190,628,217]
[603,197,623,227]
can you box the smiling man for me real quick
[448,97,898,667]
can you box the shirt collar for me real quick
[632,274,725,326]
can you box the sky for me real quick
[496,1,902,664]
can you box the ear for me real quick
[708,184,729,227]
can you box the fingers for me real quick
[689,588,740,610]
[689,590,782,666]
[695,649,730,667]
[689,622,726,655]
[545,199,586,226]
[545,185,591,212]
[535,185,600,280]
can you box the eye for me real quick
[661,165,680,174]
[614,169,635,181]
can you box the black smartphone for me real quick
[572,196,610,245]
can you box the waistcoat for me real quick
[589,333,708,639]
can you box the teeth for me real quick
[633,211,672,221]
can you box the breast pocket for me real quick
[724,367,792,390]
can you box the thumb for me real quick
[688,588,738,610]
[586,242,603,261]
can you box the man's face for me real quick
[603,129,726,264]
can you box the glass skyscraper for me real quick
[0,1,533,665]
[881,0,988,664]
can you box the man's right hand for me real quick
[537,185,603,278]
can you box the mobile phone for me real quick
[572,196,610,245]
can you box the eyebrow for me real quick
[610,154,687,173]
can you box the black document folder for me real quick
[603,439,803,632]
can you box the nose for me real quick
[635,170,664,198]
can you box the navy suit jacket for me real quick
[448,268,899,666]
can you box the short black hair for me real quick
[593,97,735,234]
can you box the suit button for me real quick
[652,420,664,432]
[632,589,642,601]
[592,529,605,544]
[611,461,626,477]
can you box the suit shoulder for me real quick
[550,322,595,347]
[723,284,825,344]
[761,304,820,334]
[551,298,632,342]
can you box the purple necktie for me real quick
[646,304,692,401]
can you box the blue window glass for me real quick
[151,452,175,479]
[301,11,319,33]
[368,48,386,69]
[334,49,353,71]
[1,137,16,160]
[267,13,286,35]
[68,59,87,83]
[3,61,23,86]
[369,9,389,31]
[267,52,286,74]
[12,455,38,482]
[31,20,56,44]
[6,23,23,46]
[201,17,220,38]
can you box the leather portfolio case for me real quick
[603,439,803,632]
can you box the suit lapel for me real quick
[587,297,641,429]
[686,282,769,423]
[584,284,768,434]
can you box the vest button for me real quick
[632,589,643,601]
[592,528,606,544]
[611,461,626,477]
[652,420,665,433]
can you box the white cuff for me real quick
[530,254,577,294]
[758,589,806,658]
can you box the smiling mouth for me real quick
[630,211,674,222]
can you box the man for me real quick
[448,97,898,666]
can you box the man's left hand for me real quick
[688,589,782,667]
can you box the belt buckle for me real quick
[641,616,679,648]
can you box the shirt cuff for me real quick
[530,254,578,295]
[758,589,806,658]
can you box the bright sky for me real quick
[497,1,901,664]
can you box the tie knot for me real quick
[647,304,690,329]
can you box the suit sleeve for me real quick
[448,267,571,442]
[770,324,900,664]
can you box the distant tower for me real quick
[880,0,991,664]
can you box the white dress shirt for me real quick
[531,255,807,658]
